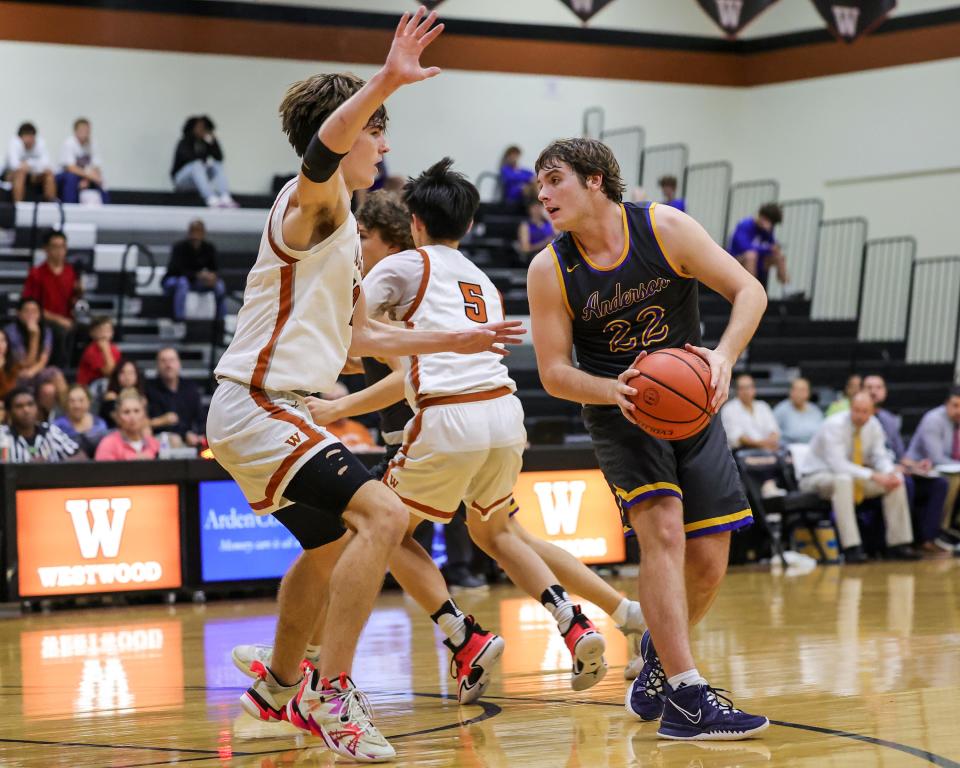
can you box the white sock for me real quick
[304,643,321,659]
[611,598,644,629]
[541,584,576,634]
[667,668,707,690]
[431,599,467,646]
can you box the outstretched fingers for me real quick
[403,6,426,35]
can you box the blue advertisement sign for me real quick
[199,480,302,582]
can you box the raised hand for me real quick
[453,320,526,356]
[382,7,444,88]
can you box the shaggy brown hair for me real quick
[535,138,625,203]
[279,73,387,157]
[356,191,414,251]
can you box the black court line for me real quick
[481,693,960,768]
[0,737,225,756]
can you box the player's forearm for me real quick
[318,70,396,154]
[331,371,405,419]
[351,321,459,358]
[715,281,767,364]
[541,363,616,406]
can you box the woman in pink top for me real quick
[94,389,159,461]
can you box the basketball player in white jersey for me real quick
[206,10,523,762]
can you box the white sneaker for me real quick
[239,661,301,722]
[219,193,240,208]
[232,644,321,678]
[617,601,645,680]
[204,195,220,208]
[287,672,395,762]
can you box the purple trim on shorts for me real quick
[620,487,683,510]
[685,514,755,539]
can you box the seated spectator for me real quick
[54,383,109,457]
[798,392,917,562]
[907,385,960,546]
[162,220,226,320]
[57,118,108,205]
[4,122,56,203]
[4,298,67,397]
[100,357,145,423]
[322,383,382,453]
[77,316,120,386]
[658,174,685,212]
[516,199,555,261]
[0,328,20,399]
[35,378,65,422]
[773,377,823,444]
[728,203,788,287]
[21,230,81,368]
[498,145,534,205]
[146,347,202,447]
[95,389,160,461]
[863,373,949,554]
[0,387,80,463]
[171,115,237,208]
[826,373,862,417]
[721,374,780,451]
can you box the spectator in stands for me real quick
[21,230,81,368]
[146,347,202,447]
[499,145,535,205]
[798,392,917,563]
[773,377,823,444]
[322,382,382,453]
[3,122,56,203]
[728,203,788,287]
[826,373,862,417]
[54,383,109,457]
[35,378,65,422]
[0,387,80,462]
[658,174,685,212]
[863,373,949,555]
[171,116,237,208]
[99,358,145,424]
[57,118,107,205]
[516,199,555,262]
[95,389,160,461]
[0,328,20,399]
[721,374,780,451]
[76,316,120,386]
[907,386,960,544]
[162,219,226,321]
[4,298,67,400]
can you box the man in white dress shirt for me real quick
[798,391,918,563]
[720,374,780,451]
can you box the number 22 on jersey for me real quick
[603,305,668,353]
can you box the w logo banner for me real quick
[533,481,587,536]
[695,0,780,36]
[557,0,618,23]
[812,0,897,42]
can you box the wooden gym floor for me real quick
[2,560,959,767]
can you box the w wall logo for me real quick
[16,486,181,597]
[513,470,625,565]
[695,0,779,36]
[812,0,896,43]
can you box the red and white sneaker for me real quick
[287,672,395,763]
[563,607,607,691]
[232,644,321,679]
[444,616,505,705]
[239,661,300,722]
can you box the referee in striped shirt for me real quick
[1,387,81,462]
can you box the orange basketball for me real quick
[626,349,714,441]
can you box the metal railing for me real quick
[724,179,779,245]
[115,242,157,342]
[767,198,823,299]
[640,143,689,196]
[28,199,65,254]
[684,161,732,245]
[905,256,960,369]
[857,237,916,342]
[600,126,645,189]
[810,218,868,321]
[582,106,605,140]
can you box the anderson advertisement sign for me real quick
[16,485,181,597]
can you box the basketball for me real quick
[627,349,714,440]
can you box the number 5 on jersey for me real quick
[459,281,488,323]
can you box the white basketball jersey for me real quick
[214,180,362,394]
[401,245,515,404]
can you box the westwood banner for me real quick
[811,0,897,42]
[16,485,181,597]
[695,0,780,36]
[512,469,625,565]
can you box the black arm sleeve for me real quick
[301,134,346,184]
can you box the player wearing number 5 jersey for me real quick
[527,138,769,741]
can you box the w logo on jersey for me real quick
[66,498,131,559]
[285,432,303,447]
[695,0,779,35]
[533,481,587,536]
